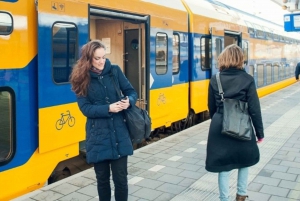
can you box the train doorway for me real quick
[89,8,149,109]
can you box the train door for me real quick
[89,9,148,109]
[210,27,224,75]
[37,0,88,153]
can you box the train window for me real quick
[155,33,168,75]
[248,65,254,76]
[273,64,279,82]
[172,34,180,74]
[273,34,279,41]
[242,41,248,65]
[266,63,272,84]
[248,28,254,35]
[266,32,273,40]
[214,38,222,68]
[0,88,15,165]
[0,12,13,35]
[200,36,211,70]
[52,22,78,83]
[257,64,264,87]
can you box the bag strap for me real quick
[109,67,122,100]
[216,72,225,101]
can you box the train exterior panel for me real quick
[1,0,299,200]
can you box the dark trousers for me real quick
[94,156,128,201]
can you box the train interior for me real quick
[89,8,148,110]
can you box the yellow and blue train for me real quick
[0,0,299,200]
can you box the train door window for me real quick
[0,12,13,35]
[52,22,78,83]
[224,34,239,48]
[248,65,254,76]
[266,63,272,84]
[200,36,211,70]
[156,33,168,75]
[0,88,15,165]
[242,41,248,65]
[172,33,180,74]
[257,64,264,87]
[214,38,222,68]
[273,63,279,82]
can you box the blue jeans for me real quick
[218,167,249,201]
[94,156,128,201]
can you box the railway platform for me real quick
[13,82,300,201]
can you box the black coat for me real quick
[205,68,264,172]
[77,59,137,164]
[295,62,300,80]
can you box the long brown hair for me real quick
[70,40,106,96]
[218,44,244,71]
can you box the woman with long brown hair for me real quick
[70,40,137,201]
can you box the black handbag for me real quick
[216,72,252,141]
[110,68,151,144]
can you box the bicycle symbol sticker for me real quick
[55,110,75,130]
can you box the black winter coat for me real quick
[205,68,264,172]
[77,59,137,164]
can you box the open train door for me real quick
[37,0,88,153]
[210,27,224,76]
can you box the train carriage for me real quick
[0,0,300,200]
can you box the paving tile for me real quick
[248,182,263,192]
[135,178,164,189]
[279,180,300,191]
[287,190,300,200]
[271,171,297,181]
[132,188,163,201]
[157,174,185,185]
[177,178,196,187]
[156,183,186,194]
[160,160,183,168]
[280,161,300,169]
[263,164,289,172]
[50,183,80,195]
[58,192,92,201]
[269,196,298,201]
[158,166,184,176]
[258,169,273,177]
[133,161,159,170]
[268,159,282,165]
[142,156,165,164]
[253,176,281,186]
[177,163,201,171]
[67,177,95,188]
[128,184,142,194]
[137,170,164,180]
[247,191,271,201]
[155,192,176,201]
[77,184,98,197]
[260,185,289,197]
[31,191,64,201]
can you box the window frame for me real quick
[0,11,13,35]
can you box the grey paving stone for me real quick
[128,195,139,201]
[287,190,300,200]
[178,170,205,179]
[128,156,143,163]
[67,177,95,188]
[157,174,185,185]
[177,178,196,187]
[281,147,300,153]
[159,160,183,168]
[31,191,64,201]
[271,171,297,181]
[287,167,300,175]
[195,159,205,166]
[50,183,80,195]
[260,185,289,197]
[177,152,198,158]
[177,163,201,171]
[258,169,273,177]
[142,157,165,164]
[133,161,159,170]
[297,175,300,182]
[268,159,282,165]
[58,192,92,201]
[161,149,181,155]
[158,166,184,176]
[284,142,295,148]
[137,170,164,180]
[294,157,300,163]
[134,152,153,159]
[177,157,199,164]
[134,178,164,189]
[132,188,163,200]
[264,164,289,172]
[128,184,142,194]
[77,184,98,197]
[128,166,145,176]
[269,196,298,201]
[154,153,175,159]
[273,154,296,162]
[248,182,263,192]
[82,171,97,181]
[279,180,300,191]
[156,183,186,194]
[287,152,300,158]
[155,192,176,201]
[280,161,300,169]
[253,176,281,186]
[247,191,271,201]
